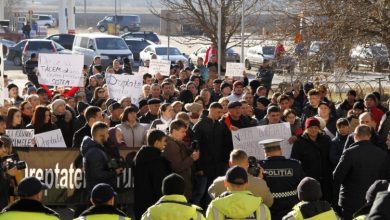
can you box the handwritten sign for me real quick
[38,54,84,87]
[35,129,66,148]
[106,74,143,105]
[149,59,171,76]
[0,45,4,106]
[137,66,149,75]
[225,62,245,77]
[232,122,292,160]
[6,129,35,147]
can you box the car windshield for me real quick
[27,41,53,50]
[371,46,388,56]
[125,40,149,52]
[263,46,275,55]
[96,38,128,50]
[155,47,181,55]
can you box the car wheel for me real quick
[13,56,22,66]
[122,27,130,32]
[245,59,251,70]
[98,26,106,32]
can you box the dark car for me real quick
[349,43,389,72]
[120,31,161,45]
[123,38,154,62]
[7,39,27,66]
[46,34,75,50]
[97,15,141,33]
[0,26,23,43]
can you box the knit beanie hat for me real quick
[297,177,322,201]
[7,83,18,91]
[353,101,365,111]
[162,173,185,195]
[257,96,270,107]
[305,117,320,129]
[77,102,89,114]
[364,93,377,103]
[51,99,66,112]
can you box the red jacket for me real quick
[370,107,384,130]
[40,84,79,98]
[204,46,217,65]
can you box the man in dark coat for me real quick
[80,122,122,194]
[133,129,171,220]
[219,101,253,173]
[291,117,333,204]
[72,106,103,148]
[139,98,161,124]
[300,89,321,127]
[333,125,386,220]
[367,189,390,219]
[192,102,224,208]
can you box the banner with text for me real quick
[137,66,149,75]
[225,62,245,77]
[16,148,138,205]
[38,54,84,87]
[6,129,34,147]
[232,122,292,160]
[106,74,143,105]
[0,45,4,106]
[35,129,66,148]
[149,59,171,76]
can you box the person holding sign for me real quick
[259,139,305,220]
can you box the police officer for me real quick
[206,166,271,220]
[259,139,305,220]
[142,173,205,220]
[0,176,60,220]
[74,183,130,220]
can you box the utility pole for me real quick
[0,0,5,20]
[114,0,117,35]
[218,2,222,77]
[84,0,87,27]
[167,13,171,60]
[241,0,245,63]
[58,0,67,34]
[67,0,75,34]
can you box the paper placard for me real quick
[38,54,84,87]
[35,129,66,148]
[149,59,171,76]
[0,44,4,106]
[225,62,245,77]
[106,74,143,105]
[137,66,149,75]
[6,129,35,147]
[232,122,292,160]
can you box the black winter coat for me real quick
[72,124,91,148]
[333,140,386,213]
[52,110,74,147]
[291,133,333,203]
[330,132,349,167]
[344,129,387,152]
[300,104,318,127]
[133,145,171,220]
[81,137,117,193]
[193,116,225,179]
[367,191,390,220]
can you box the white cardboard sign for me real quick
[137,66,149,75]
[6,129,35,147]
[105,73,143,105]
[225,62,245,77]
[149,59,171,76]
[34,129,66,148]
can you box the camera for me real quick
[247,156,261,177]
[107,157,127,170]
[1,154,27,171]
[191,140,199,151]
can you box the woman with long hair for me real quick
[20,101,34,125]
[6,107,24,129]
[150,103,175,130]
[26,105,57,134]
[90,87,106,106]
[85,75,99,103]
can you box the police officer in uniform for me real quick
[206,166,271,220]
[74,183,130,220]
[258,139,305,220]
[0,176,60,220]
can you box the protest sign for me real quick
[38,54,84,87]
[225,62,245,77]
[232,122,292,160]
[137,66,149,75]
[6,129,34,147]
[35,129,66,148]
[0,45,4,106]
[105,74,143,105]
[149,59,171,76]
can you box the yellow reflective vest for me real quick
[142,194,205,220]
[283,201,339,220]
[206,191,271,220]
[74,214,131,220]
[0,211,60,220]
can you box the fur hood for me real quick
[51,109,73,123]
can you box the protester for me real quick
[72,106,103,148]
[26,105,57,135]
[116,106,147,148]
[150,103,174,130]
[6,107,24,129]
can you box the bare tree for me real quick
[148,0,264,67]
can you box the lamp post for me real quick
[218,2,222,77]
[241,0,244,63]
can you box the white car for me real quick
[244,45,275,70]
[139,45,187,66]
[188,46,240,66]
[31,14,56,28]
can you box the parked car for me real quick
[72,33,134,67]
[244,45,275,70]
[21,39,58,66]
[0,39,16,56]
[97,15,141,33]
[188,46,240,66]
[120,31,161,44]
[349,43,389,72]
[0,26,23,43]
[123,37,154,62]
[0,20,10,27]
[139,45,187,66]
[31,14,56,27]
[46,34,75,50]
[307,41,336,72]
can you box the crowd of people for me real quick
[0,47,390,220]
